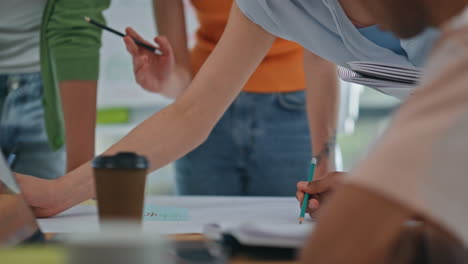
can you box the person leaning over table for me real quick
[16,0,438,217]
[298,0,468,263]
[1,0,110,179]
[141,0,339,196]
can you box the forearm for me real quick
[303,50,339,173]
[153,0,192,95]
[162,65,192,98]
[59,81,97,172]
[54,101,206,210]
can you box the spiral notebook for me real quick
[339,61,423,100]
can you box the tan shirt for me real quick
[348,7,468,246]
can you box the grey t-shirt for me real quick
[236,0,438,67]
[0,0,47,74]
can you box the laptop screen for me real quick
[0,156,44,245]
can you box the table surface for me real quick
[40,196,306,264]
[38,196,309,234]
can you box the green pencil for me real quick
[299,158,317,224]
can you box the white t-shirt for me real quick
[0,0,47,73]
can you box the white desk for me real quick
[38,196,306,234]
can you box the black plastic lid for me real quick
[92,152,149,169]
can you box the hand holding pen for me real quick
[297,171,346,220]
[84,17,183,97]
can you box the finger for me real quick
[306,199,320,216]
[124,35,139,56]
[308,199,320,211]
[154,36,173,57]
[297,181,307,190]
[126,27,155,48]
[296,191,304,202]
[297,179,329,194]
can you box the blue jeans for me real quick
[176,91,312,196]
[0,72,65,179]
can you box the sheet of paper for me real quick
[37,196,304,235]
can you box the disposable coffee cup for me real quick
[92,152,149,224]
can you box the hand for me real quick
[124,27,182,97]
[15,173,72,217]
[296,171,346,216]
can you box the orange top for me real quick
[190,0,305,93]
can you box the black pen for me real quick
[84,17,163,55]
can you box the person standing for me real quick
[0,0,109,179]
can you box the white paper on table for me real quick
[38,196,310,235]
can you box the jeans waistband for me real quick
[0,72,41,97]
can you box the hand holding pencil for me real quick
[296,170,346,221]
[299,158,317,224]
[84,17,182,97]
[123,27,178,95]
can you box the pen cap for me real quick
[92,152,149,170]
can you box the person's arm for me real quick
[152,0,192,98]
[59,81,97,171]
[303,50,339,176]
[42,0,110,171]
[297,50,343,212]
[19,3,276,217]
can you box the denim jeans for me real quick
[176,91,313,196]
[0,72,65,179]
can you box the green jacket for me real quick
[40,0,110,150]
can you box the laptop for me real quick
[0,155,45,245]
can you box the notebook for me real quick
[339,61,423,100]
